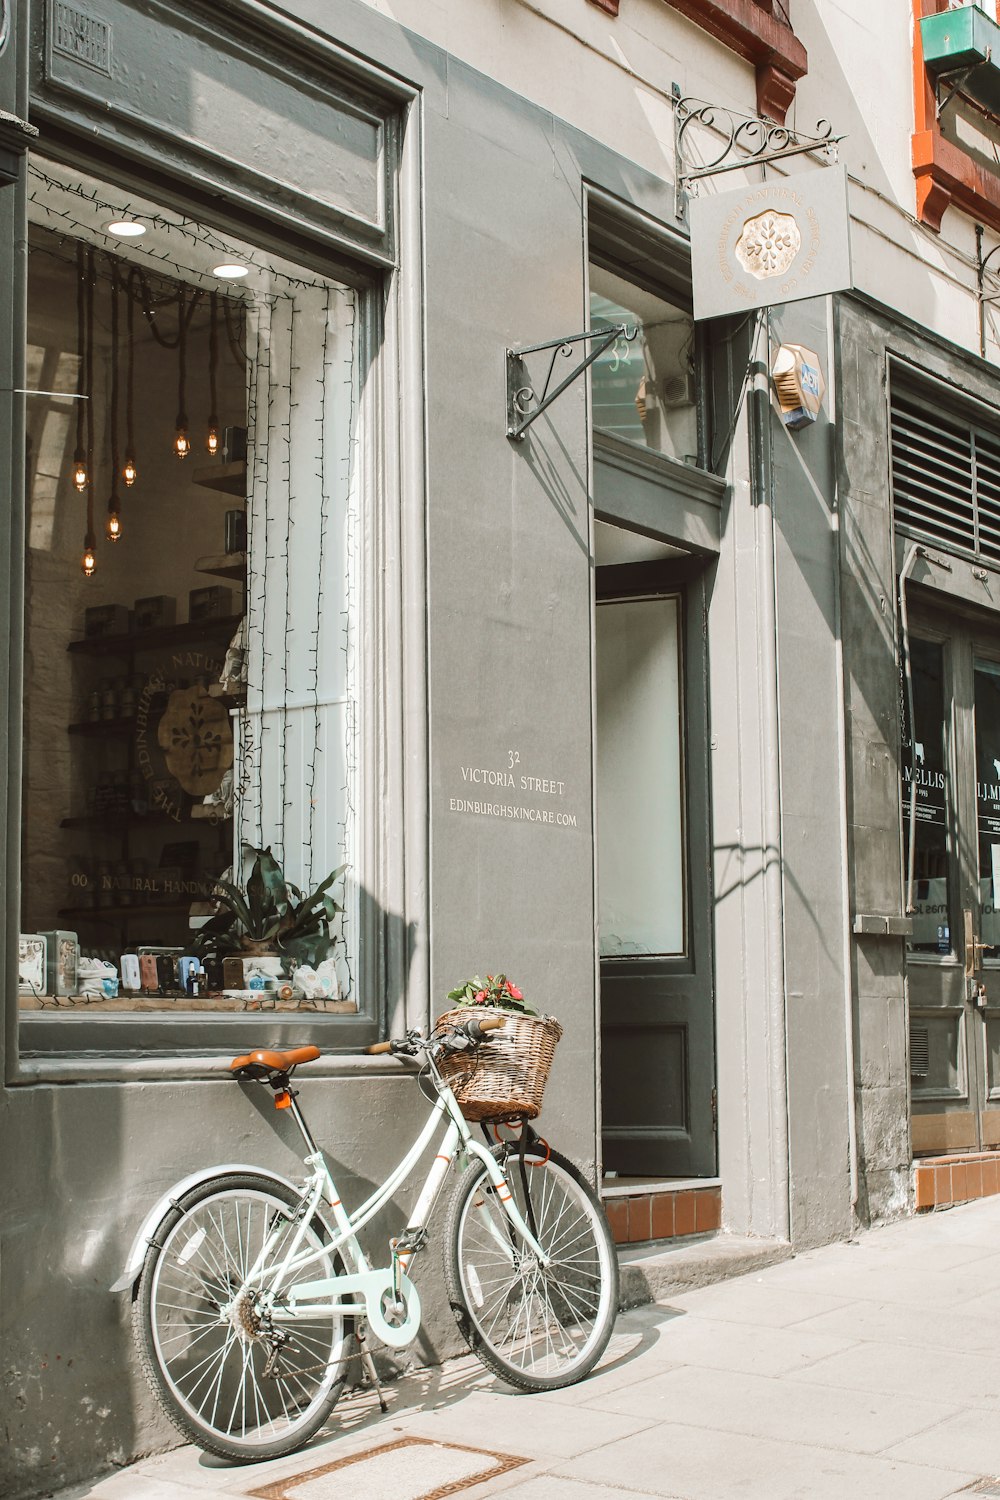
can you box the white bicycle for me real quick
[114,1014,619,1462]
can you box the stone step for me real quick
[617,1232,794,1309]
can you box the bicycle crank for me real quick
[283,1267,422,1349]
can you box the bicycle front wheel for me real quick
[444,1144,619,1391]
[134,1172,352,1462]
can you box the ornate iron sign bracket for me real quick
[673,86,842,219]
[506,323,636,442]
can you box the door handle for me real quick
[964,909,987,977]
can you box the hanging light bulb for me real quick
[206,418,220,456]
[174,419,191,459]
[122,454,138,487]
[106,505,122,542]
[72,450,88,491]
[81,535,97,577]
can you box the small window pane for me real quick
[590,264,697,464]
[902,638,953,955]
[596,595,684,957]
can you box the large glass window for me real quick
[18,160,360,1018]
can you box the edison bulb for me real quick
[81,545,97,577]
[173,427,191,459]
[106,510,122,542]
[72,453,88,491]
[206,424,220,456]
[123,455,138,487]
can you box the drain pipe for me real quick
[827,299,860,1223]
[898,540,927,916]
[749,311,791,1244]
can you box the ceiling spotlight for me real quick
[212,263,249,280]
[104,219,147,239]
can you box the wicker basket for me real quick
[434,1007,563,1123]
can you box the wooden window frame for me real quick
[586,0,807,123]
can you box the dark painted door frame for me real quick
[596,554,717,1176]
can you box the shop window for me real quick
[18,160,361,1022]
[590,265,698,466]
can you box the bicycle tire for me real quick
[444,1143,619,1392]
[133,1171,353,1462]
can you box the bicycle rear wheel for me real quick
[134,1172,352,1462]
[444,1144,619,1391]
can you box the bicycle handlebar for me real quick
[364,1013,507,1057]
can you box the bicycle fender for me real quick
[110,1163,302,1293]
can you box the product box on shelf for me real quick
[133,595,176,633]
[40,930,79,997]
[18,934,47,997]
[84,603,130,639]
[189,585,233,622]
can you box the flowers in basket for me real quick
[445,973,537,1016]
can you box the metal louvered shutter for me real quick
[890,380,1000,565]
[890,391,976,554]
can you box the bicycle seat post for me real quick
[282,1080,322,1160]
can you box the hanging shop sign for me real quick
[689,166,852,322]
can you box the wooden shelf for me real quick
[68,716,136,738]
[195,551,246,581]
[68,614,243,658]
[192,461,246,496]
[58,901,202,921]
[59,810,221,829]
[19,992,357,1014]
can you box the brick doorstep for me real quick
[914,1149,1000,1211]
[601,1180,722,1247]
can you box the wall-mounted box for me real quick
[133,595,176,632]
[189,585,233,622]
[84,603,130,638]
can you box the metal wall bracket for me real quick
[933,53,991,122]
[506,323,636,442]
[976,224,1000,358]
[673,85,841,219]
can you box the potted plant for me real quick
[444,972,537,1016]
[435,971,562,1123]
[194,844,346,968]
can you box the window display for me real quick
[18,161,359,1015]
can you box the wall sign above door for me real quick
[689,167,853,322]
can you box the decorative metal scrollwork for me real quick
[673,87,842,216]
[506,324,637,442]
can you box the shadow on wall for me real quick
[0,894,419,1500]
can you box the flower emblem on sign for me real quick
[156,686,234,796]
[735,210,802,281]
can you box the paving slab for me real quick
[552,1421,976,1500]
[50,1196,1000,1500]
[578,1361,960,1454]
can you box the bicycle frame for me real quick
[232,1056,549,1347]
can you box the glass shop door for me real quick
[905,607,1000,1155]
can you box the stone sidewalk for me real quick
[57,1196,1000,1500]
